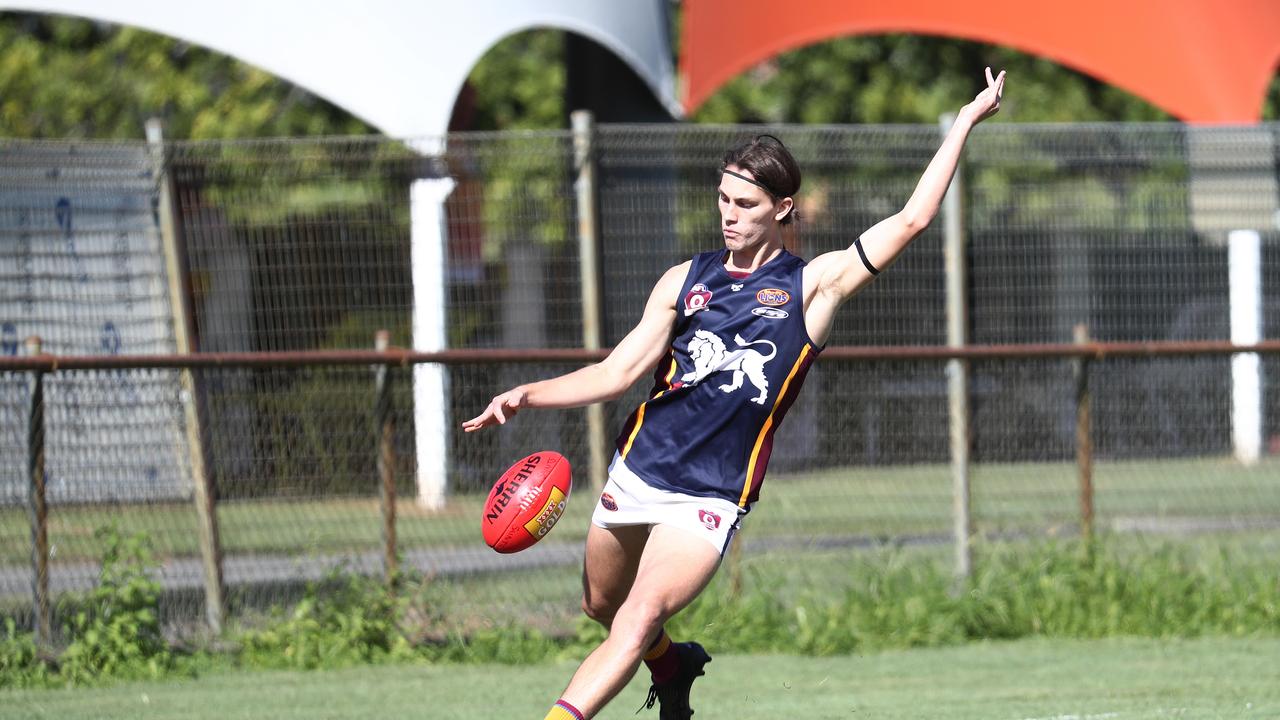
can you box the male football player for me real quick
[465,67,1005,720]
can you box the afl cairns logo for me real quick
[756,288,790,306]
[698,509,722,531]
[684,283,713,316]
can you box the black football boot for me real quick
[638,642,712,720]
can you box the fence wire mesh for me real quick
[1,124,1279,638]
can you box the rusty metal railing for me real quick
[5,335,1279,640]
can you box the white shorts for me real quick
[590,454,745,556]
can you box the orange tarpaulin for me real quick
[681,0,1280,123]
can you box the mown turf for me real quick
[3,636,1278,719]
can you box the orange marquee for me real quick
[681,0,1280,123]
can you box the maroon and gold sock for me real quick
[543,698,585,720]
[643,629,680,684]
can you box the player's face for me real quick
[718,166,788,251]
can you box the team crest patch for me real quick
[600,492,618,511]
[681,330,777,405]
[698,509,722,531]
[755,288,790,306]
[684,283,712,316]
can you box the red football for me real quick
[482,451,573,553]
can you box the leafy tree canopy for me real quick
[464,30,565,131]
[0,12,372,139]
[693,34,1280,124]
[0,13,1276,138]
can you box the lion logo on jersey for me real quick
[680,330,777,405]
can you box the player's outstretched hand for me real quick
[960,67,1005,126]
[462,387,527,432]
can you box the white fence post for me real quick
[1228,229,1263,465]
[411,173,456,509]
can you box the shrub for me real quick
[0,618,49,688]
[668,538,1280,655]
[57,526,172,683]
[237,569,415,669]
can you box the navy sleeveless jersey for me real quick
[615,249,821,508]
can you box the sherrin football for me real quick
[482,451,573,554]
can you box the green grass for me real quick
[2,456,1277,565]
[3,636,1278,719]
[270,532,1280,641]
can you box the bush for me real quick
[236,569,415,669]
[0,618,49,688]
[667,538,1280,655]
[4,533,1276,688]
[56,526,173,683]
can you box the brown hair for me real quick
[719,134,802,225]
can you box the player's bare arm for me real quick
[803,67,1006,345]
[462,261,690,431]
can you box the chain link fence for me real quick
[2,124,1279,639]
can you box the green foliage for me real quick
[57,527,172,684]
[233,312,414,499]
[424,626,562,665]
[0,618,49,688]
[1266,73,1280,120]
[236,570,415,669]
[3,535,1275,689]
[668,538,1280,655]
[9,12,1265,140]
[465,31,566,130]
[694,35,1179,125]
[250,377,380,498]
[964,540,1280,639]
[404,537,1279,664]
[0,13,373,139]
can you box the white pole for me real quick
[411,174,456,509]
[939,113,971,588]
[1228,229,1263,465]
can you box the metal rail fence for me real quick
[2,342,1279,643]
[2,122,1279,640]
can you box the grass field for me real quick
[2,456,1277,566]
[3,636,1278,719]
[394,530,1280,636]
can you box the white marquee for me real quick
[0,0,680,138]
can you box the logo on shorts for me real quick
[684,283,712,316]
[755,288,790,306]
[698,509,721,531]
[600,492,618,511]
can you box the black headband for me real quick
[722,168,779,198]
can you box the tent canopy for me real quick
[1,0,680,137]
[681,0,1280,124]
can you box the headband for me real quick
[722,168,779,198]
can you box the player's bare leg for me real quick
[559,525,721,718]
[580,522,648,628]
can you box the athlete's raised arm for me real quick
[804,67,1005,345]
[462,261,690,432]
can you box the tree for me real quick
[1,13,1273,138]
[463,31,565,131]
[692,34,1185,124]
[0,13,372,139]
